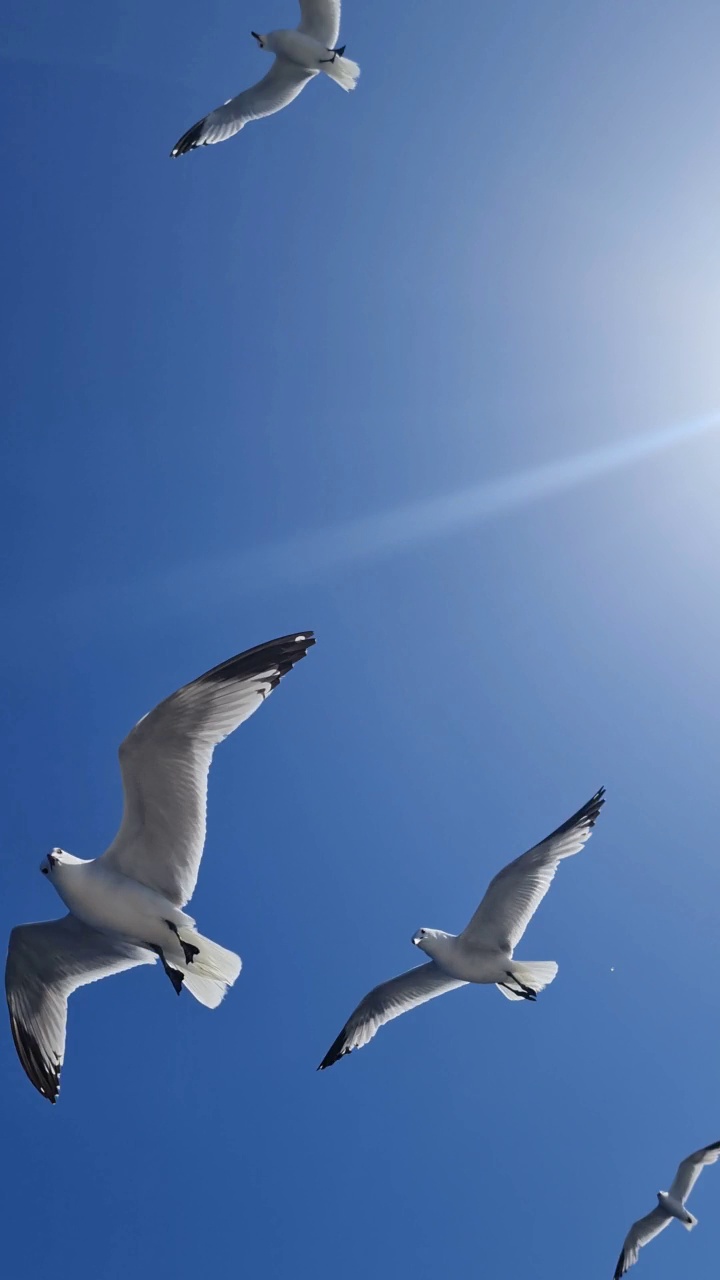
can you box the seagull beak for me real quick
[251,31,261,42]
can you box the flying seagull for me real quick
[171,1,359,156]
[5,632,315,1102]
[614,1140,720,1277]
[318,787,605,1069]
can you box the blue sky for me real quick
[2,1,720,1276]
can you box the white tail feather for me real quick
[496,961,559,1000]
[322,55,360,91]
[177,929,242,1009]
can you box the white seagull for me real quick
[318,787,605,1069]
[614,1140,720,1277]
[171,1,359,156]
[5,632,315,1102]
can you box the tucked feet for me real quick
[503,971,538,1000]
[151,944,184,995]
[319,44,346,63]
[165,919,200,966]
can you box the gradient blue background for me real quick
[2,2,720,1277]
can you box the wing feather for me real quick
[5,917,152,1103]
[669,1140,720,1203]
[614,1208,671,1278]
[318,962,466,1069]
[100,633,315,907]
[171,60,315,155]
[460,788,605,952]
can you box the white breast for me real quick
[268,29,326,67]
[52,859,182,946]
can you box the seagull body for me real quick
[5,632,315,1102]
[318,787,605,1069]
[614,1140,720,1277]
[171,1,359,156]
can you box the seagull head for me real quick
[39,848,63,878]
[39,848,82,879]
[412,927,433,953]
[251,31,267,49]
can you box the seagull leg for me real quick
[319,46,345,64]
[504,972,537,1000]
[164,919,200,966]
[150,944,184,995]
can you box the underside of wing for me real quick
[5,917,153,1103]
[100,633,315,907]
[669,1139,720,1202]
[614,1207,670,1278]
[171,61,315,155]
[460,788,605,952]
[317,962,466,1069]
[298,0,341,48]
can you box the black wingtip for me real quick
[198,632,316,688]
[613,1251,626,1280]
[318,1031,354,1071]
[170,117,208,157]
[552,786,606,839]
[9,1012,60,1103]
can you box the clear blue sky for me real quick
[2,2,720,1277]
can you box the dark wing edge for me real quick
[171,116,210,156]
[613,1247,629,1280]
[195,631,316,692]
[537,785,606,848]
[7,1002,61,1103]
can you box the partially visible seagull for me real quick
[614,1140,720,1277]
[5,632,315,1102]
[318,787,605,1069]
[171,1,359,156]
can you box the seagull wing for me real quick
[459,788,605,952]
[318,962,467,1069]
[171,60,316,155]
[5,916,153,1103]
[99,633,315,907]
[614,1208,671,1278]
[298,0,341,47]
[669,1140,720,1203]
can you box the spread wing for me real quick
[99,633,315,907]
[171,60,315,155]
[613,1208,671,1278]
[318,962,467,1069]
[669,1140,720,1203]
[298,0,341,47]
[459,788,605,953]
[5,917,153,1103]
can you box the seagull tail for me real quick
[683,1213,698,1231]
[176,929,242,1009]
[496,960,559,1001]
[321,55,360,91]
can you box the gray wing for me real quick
[459,788,605,952]
[171,60,316,155]
[99,633,315,908]
[298,0,341,47]
[614,1208,671,1278]
[5,917,153,1103]
[669,1140,720,1203]
[318,962,467,1069]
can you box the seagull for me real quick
[318,787,605,1069]
[614,1140,720,1277]
[171,1,360,156]
[5,632,315,1102]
